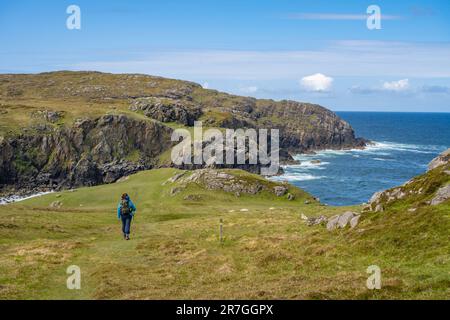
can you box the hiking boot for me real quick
[126,235,130,240]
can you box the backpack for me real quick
[121,199,131,216]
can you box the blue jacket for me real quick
[117,196,136,220]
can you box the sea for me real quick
[272,112,450,206]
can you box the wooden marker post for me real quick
[219,218,224,244]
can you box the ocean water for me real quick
[272,112,450,206]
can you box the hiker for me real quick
[117,193,137,240]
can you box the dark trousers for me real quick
[121,215,132,235]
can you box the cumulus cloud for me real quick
[382,79,410,92]
[300,73,333,92]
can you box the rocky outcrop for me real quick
[163,169,295,199]
[130,97,202,126]
[304,211,361,230]
[31,110,65,123]
[428,148,450,171]
[430,185,450,206]
[0,115,173,194]
[366,148,450,212]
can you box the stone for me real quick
[337,211,356,228]
[350,215,361,228]
[306,215,327,226]
[301,214,308,220]
[169,172,185,183]
[273,186,288,197]
[218,172,233,179]
[287,193,295,201]
[430,185,450,206]
[326,215,340,231]
[369,191,383,204]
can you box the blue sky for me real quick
[1,0,450,111]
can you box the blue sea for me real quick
[273,112,450,206]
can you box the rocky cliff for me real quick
[0,71,366,195]
[0,115,172,195]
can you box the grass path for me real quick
[0,169,448,299]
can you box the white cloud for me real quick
[382,79,410,92]
[300,73,333,92]
[240,86,258,93]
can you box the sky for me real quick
[0,0,450,112]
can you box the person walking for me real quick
[117,193,137,240]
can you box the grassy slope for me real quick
[0,168,448,300]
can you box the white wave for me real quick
[292,141,446,159]
[0,191,54,205]
[271,174,325,182]
[362,141,446,154]
[286,160,330,170]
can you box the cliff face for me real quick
[0,115,173,193]
[0,71,366,194]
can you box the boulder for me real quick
[338,211,356,228]
[430,185,450,206]
[273,186,288,197]
[350,215,361,228]
[326,215,340,231]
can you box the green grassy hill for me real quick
[0,168,448,300]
